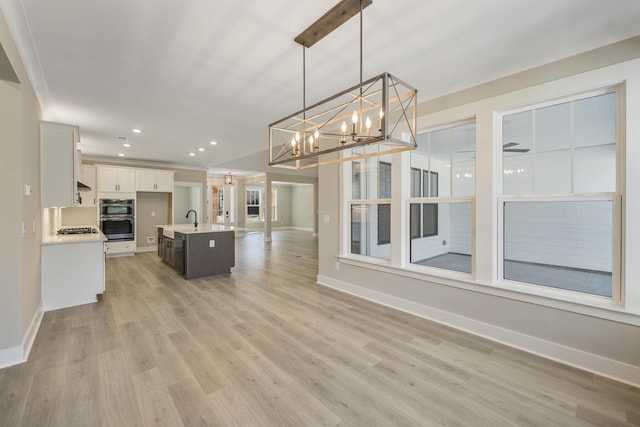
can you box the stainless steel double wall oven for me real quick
[99,199,134,241]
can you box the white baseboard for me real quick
[316,275,640,388]
[0,302,43,369]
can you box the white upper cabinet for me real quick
[136,169,174,192]
[40,121,79,207]
[97,166,136,193]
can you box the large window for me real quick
[409,121,475,273]
[500,90,618,297]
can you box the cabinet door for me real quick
[136,170,156,192]
[155,171,174,192]
[98,167,119,192]
[41,122,77,207]
[117,168,136,193]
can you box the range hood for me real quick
[77,181,91,191]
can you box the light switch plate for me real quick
[24,184,31,196]
[209,240,215,248]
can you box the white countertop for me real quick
[42,229,108,245]
[157,223,235,237]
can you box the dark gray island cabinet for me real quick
[157,224,235,279]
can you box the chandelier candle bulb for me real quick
[351,111,358,137]
[341,121,347,144]
[365,116,371,136]
[379,107,384,132]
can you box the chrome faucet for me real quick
[186,209,198,227]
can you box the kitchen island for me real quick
[157,224,235,279]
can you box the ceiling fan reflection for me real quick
[456,142,531,154]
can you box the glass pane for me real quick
[410,168,421,197]
[573,92,616,193]
[350,152,392,200]
[378,161,392,199]
[350,204,391,260]
[377,204,391,245]
[535,150,570,194]
[352,161,362,199]
[422,170,438,198]
[410,203,421,239]
[502,110,533,195]
[503,200,612,297]
[422,203,438,237]
[535,102,571,194]
[452,123,475,197]
[410,202,472,274]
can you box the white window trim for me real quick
[496,85,623,305]
[338,59,640,320]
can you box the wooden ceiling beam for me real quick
[294,0,373,48]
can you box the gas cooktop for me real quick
[57,227,98,235]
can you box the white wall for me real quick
[318,42,640,386]
[0,6,43,367]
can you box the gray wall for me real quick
[137,192,171,250]
[291,184,314,230]
[0,8,43,363]
[317,39,640,385]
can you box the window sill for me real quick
[337,255,640,326]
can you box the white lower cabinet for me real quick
[41,241,105,311]
[104,240,136,256]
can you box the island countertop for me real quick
[157,224,235,235]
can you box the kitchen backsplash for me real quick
[61,206,98,227]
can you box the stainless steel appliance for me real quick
[99,199,134,241]
[57,227,98,235]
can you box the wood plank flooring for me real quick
[1,230,639,426]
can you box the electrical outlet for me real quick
[151,211,156,217]
[147,236,155,244]
[442,240,446,246]
[209,240,215,248]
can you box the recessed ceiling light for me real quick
[189,152,196,156]
[123,143,131,148]
[132,128,142,134]
[118,153,125,157]
[210,141,217,145]
[198,147,205,152]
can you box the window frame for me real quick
[496,86,623,304]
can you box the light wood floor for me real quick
[1,230,639,426]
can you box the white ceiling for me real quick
[3,0,640,174]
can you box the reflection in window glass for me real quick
[377,204,391,245]
[411,168,421,197]
[350,204,390,260]
[503,200,613,297]
[410,202,472,273]
[410,121,475,274]
[422,204,438,237]
[502,92,616,196]
[410,203,421,239]
[378,161,392,199]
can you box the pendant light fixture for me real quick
[268,0,418,170]
[224,173,234,185]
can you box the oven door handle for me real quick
[101,217,134,222]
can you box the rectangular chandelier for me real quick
[269,72,417,170]
[268,0,418,170]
